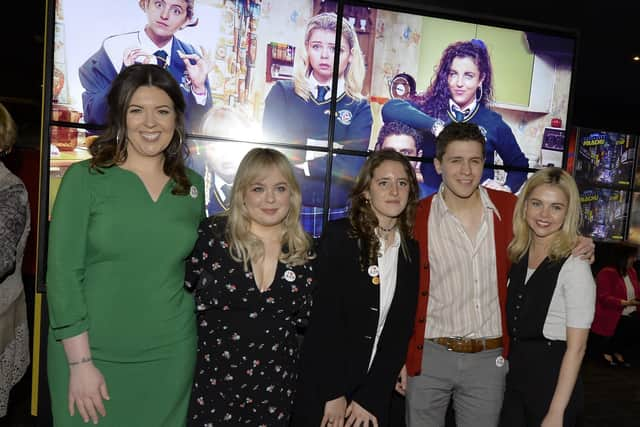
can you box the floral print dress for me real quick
[185,217,315,426]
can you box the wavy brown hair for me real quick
[88,63,191,195]
[349,150,419,269]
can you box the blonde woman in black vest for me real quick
[500,167,595,427]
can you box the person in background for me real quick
[0,103,30,418]
[80,0,212,132]
[185,148,315,426]
[382,39,529,193]
[499,167,595,426]
[47,64,204,426]
[292,150,420,427]
[195,106,257,216]
[400,122,594,427]
[591,242,640,367]
[263,12,372,238]
[374,120,437,199]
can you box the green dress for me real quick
[46,160,204,426]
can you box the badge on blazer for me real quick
[336,109,353,126]
[284,270,296,282]
[367,265,379,277]
[190,185,199,198]
[371,276,380,285]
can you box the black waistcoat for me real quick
[506,253,569,342]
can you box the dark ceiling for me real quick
[3,0,640,146]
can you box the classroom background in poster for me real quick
[48,0,577,235]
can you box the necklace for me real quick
[378,223,397,233]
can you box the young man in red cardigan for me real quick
[396,122,593,427]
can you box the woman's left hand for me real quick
[572,236,595,263]
[179,46,214,95]
[345,401,378,427]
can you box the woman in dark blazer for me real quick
[591,243,640,367]
[292,150,421,427]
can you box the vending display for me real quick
[579,187,628,240]
[573,129,636,186]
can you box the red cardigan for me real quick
[406,188,517,376]
[591,266,640,337]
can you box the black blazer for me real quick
[292,219,420,426]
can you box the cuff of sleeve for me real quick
[192,89,207,105]
[51,320,89,341]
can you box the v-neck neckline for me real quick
[250,260,282,294]
[116,166,171,204]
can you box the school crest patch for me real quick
[336,109,353,126]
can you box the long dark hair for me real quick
[349,150,419,269]
[611,243,638,277]
[412,39,494,121]
[89,64,190,194]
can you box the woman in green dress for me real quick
[46,63,204,426]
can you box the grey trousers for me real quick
[406,339,508,427]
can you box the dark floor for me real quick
[2,352,639,426]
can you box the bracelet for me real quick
[68,356,92,366]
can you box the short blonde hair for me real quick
[508,167,582,262]
[221,148,314,269]
[293,12,365,101]
[0,103,17,153]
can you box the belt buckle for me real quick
[448,336,464,352]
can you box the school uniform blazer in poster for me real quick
[79,32,212,131]
[262,80,372,208]
[294,219,420,425]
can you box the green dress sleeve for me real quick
[46,161,92,340]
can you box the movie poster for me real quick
[579,188,628,241]
[48,0,578,235]
[573,128,636,186]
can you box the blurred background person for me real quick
[263,12,372,237]
[500,167,595,427]
[374,120,437,199]
[80,0,212,132]
[194,106,258,216]
[0,103,30,418]
[293,150,420,427]
[47,64,204,426]
[185,148,315,426]
[382,39,528,193]
[591,242,640,367]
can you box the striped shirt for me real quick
[424,185,502,339]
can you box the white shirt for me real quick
[368,230,400,370]
[622,275,637,316]
[524,256,596,340]
[425,185,502,339]
[214,175,232,204]
[104,30,174,71]
[103,30,207,105]
[306,73,345,100]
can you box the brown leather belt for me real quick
[428,337,503,353]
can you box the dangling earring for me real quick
[115,129,127,163]
[476,85,483,102]
[166,129,184,157]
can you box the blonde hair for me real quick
[0,103,17,153]
[508,167,582,262]
[293,12,365,102]
[221,148,314,269]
